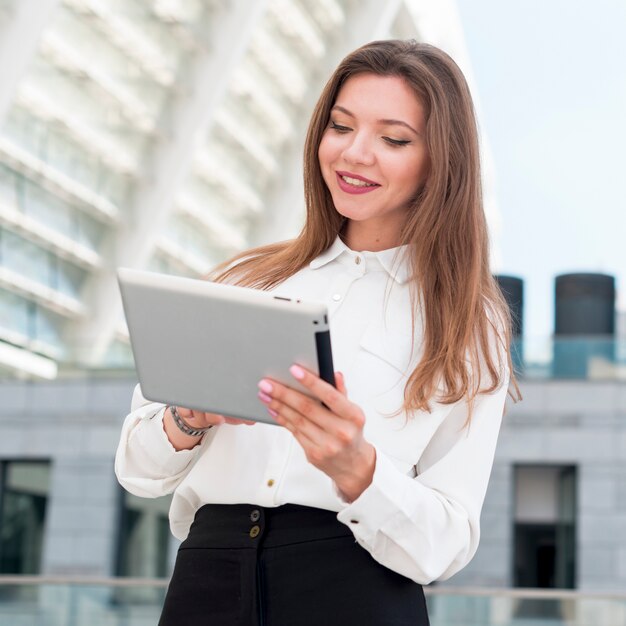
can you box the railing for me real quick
[1,576,625,625]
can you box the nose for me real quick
[341,131,375,166]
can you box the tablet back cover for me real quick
[118,268,333,425]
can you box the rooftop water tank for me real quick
[553,273,615,378]
[555,273,615,335]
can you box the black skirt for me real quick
[158,503,429,626]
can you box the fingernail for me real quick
[258,379,273,393]
[267,408,278,417]
[290,364,305,380]
[258,391,271,404]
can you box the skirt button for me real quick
[250,509,261,522]
[249,525,261,538]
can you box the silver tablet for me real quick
[117,268,335,425]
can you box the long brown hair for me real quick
[211,40,520,414]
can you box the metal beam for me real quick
[251,0,403,245]
[74,0,268,364]
[0,0,61,127]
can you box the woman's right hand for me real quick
[163,406,255,451]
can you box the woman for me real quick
[116,39,519,626]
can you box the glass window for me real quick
[100,338,135,370]
[4,104,132,208]
[0,288,32,338]
[513,465,577,618]
[115,490,174,604]
[0,460,51,574]
[55,258,86,299]
[0,228,86,300]
[1,229,51,286]
[166,213,217,266]
[0,165,106,253]
[116,490,173,578]
[0,163,19,208]
[32,305,64,352]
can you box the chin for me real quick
[333,205,369,222]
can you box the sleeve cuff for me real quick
[336,446,417,542]
[131,406,202,475]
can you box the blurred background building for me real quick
[0,0,625,624]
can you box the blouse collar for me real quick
[309,236,411,285]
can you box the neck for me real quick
[341,221,404,252]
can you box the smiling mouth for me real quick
[340,174,378,188]
[336,170,380,188]
[335,171,381,195]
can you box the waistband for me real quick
[180,503,353,550]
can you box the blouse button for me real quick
[332,293,341,301]
[354,256,362,265]
[267,479,275,487]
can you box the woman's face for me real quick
[318,73,429,245]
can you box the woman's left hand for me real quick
[257,365,376,502]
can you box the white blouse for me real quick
[115,236,509,585]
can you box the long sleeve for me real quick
[336,372,509,584]
[114,384,206,498]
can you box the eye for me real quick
[330,120,351,133]
[383,137,411,147]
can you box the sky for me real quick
[454,0,626,346]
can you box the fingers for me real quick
[285,365,362,426]
[258,368,364,436]
[176,406,255,427]
[224,417,256,426]
[335,371,347,396]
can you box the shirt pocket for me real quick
[354,319,453,472]
[358,317,416,376]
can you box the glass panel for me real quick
[556,467,577,589]
[0,163,19,207]
[0,289,31,337]
[1,228,51,285]
[3,105,132,208]
[98,339,135,370]
[116,490,174,604]
[0,228,86,299]
[117,491,172,578]
[166,213,218,265]
[0,461,51,575]
[514,465,577,591]
[0,165,106,252]
[52,7,169,116]
[55,258,86,299]
[33,305,64,350]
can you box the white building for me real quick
[0,0,489,379]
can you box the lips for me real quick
[335,171,381,195]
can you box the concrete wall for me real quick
[452,380,626,592]
[0,378,135,576]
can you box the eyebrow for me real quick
[331,105,421,137]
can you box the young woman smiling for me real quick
[116,39,519,626]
